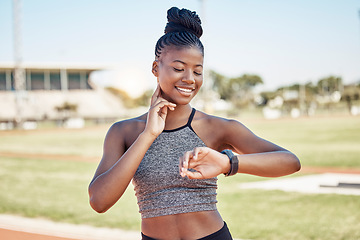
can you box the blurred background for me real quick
[0,1,360,240]
[1,0,360,126]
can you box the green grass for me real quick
[242,116,360,168]
[218,175,360,240]
[0,126,108,156]
[0,157,141,230]
[1,116,360,239]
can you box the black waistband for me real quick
[141,221,233,240]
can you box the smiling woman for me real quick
[153,47,203,105]
[88,6,300,240]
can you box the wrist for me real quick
[221,150,239,177]
[140,130,158,142]
[221,154,231,175]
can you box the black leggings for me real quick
[141,221,233,240]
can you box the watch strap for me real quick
[221,149,238,177]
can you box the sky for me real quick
[0,0,360,96]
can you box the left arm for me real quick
[180,118,300,179]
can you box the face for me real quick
[152,46,204,105]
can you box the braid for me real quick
[155,7,204,58]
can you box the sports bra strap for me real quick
[186,108,196,126]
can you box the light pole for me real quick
[198,0,216,113]
[13,0,26,128]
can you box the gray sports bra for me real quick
[132,108,218,219]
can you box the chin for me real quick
[163,92,195,105]
[173,95,196,105]
[176,99,192,105]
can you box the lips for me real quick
[175,86,194,93]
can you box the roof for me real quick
[0,62,111,71]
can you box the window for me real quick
[68,72,81,89]
[50,72,61,90]
[0,73,6,90]
[30,72,45,90]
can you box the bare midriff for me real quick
[141,210,224,240]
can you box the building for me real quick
[0,63,96,91]
[0,63,124,126]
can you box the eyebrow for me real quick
[173,60,203,68]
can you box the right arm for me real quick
[88,84,176,213]
[88,127,156,213]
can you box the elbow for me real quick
[276,152,301,177]
[88,181,125,213]
[89,195,109,214]
[88,186,110,214]
[295,159,301,172]
[289,153,301,173]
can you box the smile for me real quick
[175,86,194,93]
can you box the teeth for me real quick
[176,87,193,93]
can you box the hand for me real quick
[144,84,176,138]
[179,147,231,179]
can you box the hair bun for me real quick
[164,7,203,38]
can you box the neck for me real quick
[164,104,193,129]
[166,104,192,120]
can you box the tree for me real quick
[317,76,342,95]
[230,74,263,91]
[209,70,231,100]
[229,74,263,107]
[209,71,263,105]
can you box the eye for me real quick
[173,68,184,72]
[194,71,202,76]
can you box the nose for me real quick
[182,70,195,84]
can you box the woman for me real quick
[88,7,301,240]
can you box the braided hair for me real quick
[155,7,204,59]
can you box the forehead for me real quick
[159,46,204,66]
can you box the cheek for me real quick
[158,77,168,87]
[158,77,173,94]
[157,69,176,87]
[196,78,203,88]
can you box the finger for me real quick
[192,147,202,160]
[151,100,176,112]
[180,151,193,177]
[182,151,192,170]
[185,170,203,179]
[159,104,168,120]
[179,155,184,172]
[151,97,163,109]
[159,99,176,110]
[187,159,201,170]
[150,84,161,105]
[150,86,176,110]
[151,95,176,108]
[179,157,187,177]
[160,103,176,115]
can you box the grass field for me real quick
[0,116,360,239]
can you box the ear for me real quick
[152,60,159,77]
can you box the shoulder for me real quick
[110,113,147,133]
[195,110,286,154]
[194,110,245,131]
[192,110,248,150]
[106,113,147,148]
